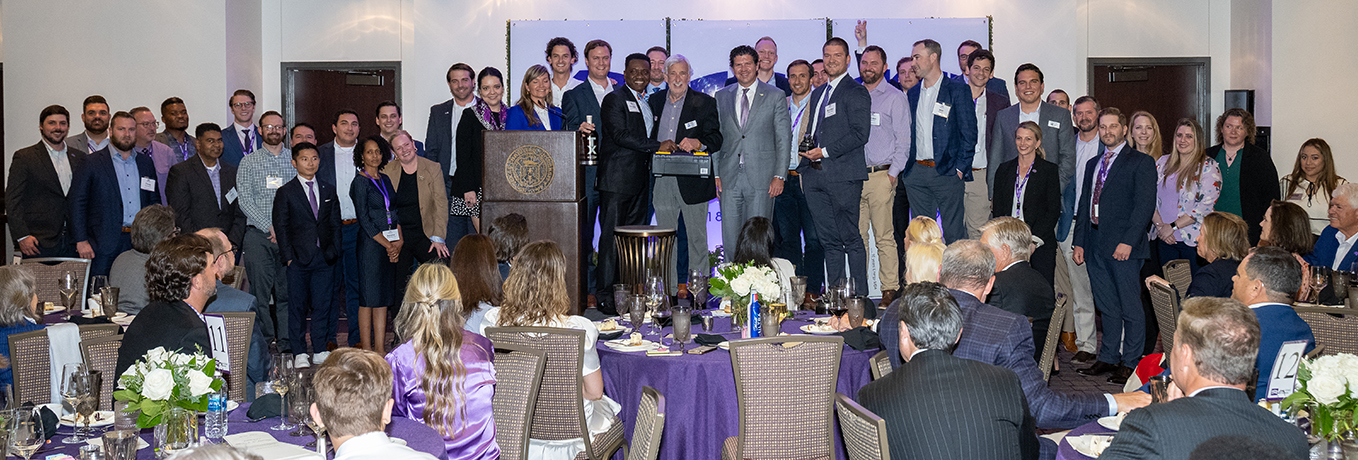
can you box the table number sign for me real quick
[204,314,231,372]
[1266,340,1308,400]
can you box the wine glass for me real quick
[59,271,78,320]
[652,295,672,341]
[629,294,647,332]
[790,276,808,311]
[77,371,102,442]
[60,363,89,443]
[645,276,665,336]
[1310,265,1329,304]
[12,406,47,460]
[672,304,692,353]
[289,378,310,437]
[688,269,709,308]
[613,284,631,319]
[270,354,295,430]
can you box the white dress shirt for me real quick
[233,123,254,151]
[1333,230,1358,270]
[1019,106,1041,125]
[913,75,943,161]
[589,78,611,107]
[551,77,582,107]
[334,143,358,220]
[973,91,988,169]
[44,141,73,194]
[333,431,436,460]
[447,100,473,177]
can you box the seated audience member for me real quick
[1305,183,1358,271]
[1230,246,1315,400]
[1147,212,1248,298]
[1188,435,1298,460]
[109,205,177,314]
[904,241,945,284]
[486,213,528,282]
[388,264,498,459]
[903,215,944,253]
[1279,138,1347,235]
[196,228,269,400]
[1100,297,1309,459]
[858,282,1039,460]
[0,266,44,388]
[731,217,795,306]
[116,234,216,377]
[167,443,263,460]
[313,348,438,460]
[881,240,1150,430]
[480,241,619,459]
[1261,200,1314,256]
[449,235,502,334]
[981,217,1056,361]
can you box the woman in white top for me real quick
[730,217,796,305]
[1280,138,1348,235]
[478,240,619,460]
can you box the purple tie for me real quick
[306,181,319,219]
[739,88,751,128]
[1091,150,1115,225]
[242,130,254,155]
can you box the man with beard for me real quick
[857,44,911,307]
[155,97,196,162]
[425,63,478,249]
[238,111,297,352]
[167,123,246,245]
[773,59,826,304]
[903,39,978,244]
[68,95,111,154]
[222,89,261,167]
[7,105,85,258]
[70,111,160,277]
[115,233,217,377]
[1066,96,1102,365]
[376,101,425,157]
[130,106,177,204]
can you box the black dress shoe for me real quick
[1071,351,1097,364]
[1108,366,1134,385]
[1078,361,1119,376]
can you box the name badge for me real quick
[626,101,640,113]
[382,229,401,242]
[932,102,951,118]
[1048,120,1062,129]
[140,177,156,192]
[225,187,239,203]
[1092,204,1100,220]
[266,176,283,189]
[684,120,697,130]
[825,103,837,118]
[871,113,882,126]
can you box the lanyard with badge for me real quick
[1014,163,1034,220]
[361,169,400,241]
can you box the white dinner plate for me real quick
[603,339,658,352]
[87,436,150,450]
[43,304,65,314]
[800,324,840,335]
[1097,413,1125,431]
[60,410,114,427]
[1067,434,1114,457]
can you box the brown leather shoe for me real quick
[1108,366,1135,385]
[1061,332,1078,353]
[879,290,898,309]
[1071,351,1097,364]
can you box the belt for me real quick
[973,167,985,171]
[915,160,936,167]
[787,170,799,176]
[121,226,131,233]
[868,165,891,173]
[342,219,358,225]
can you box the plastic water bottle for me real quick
[204,374,228,440]
[749,292,763,338]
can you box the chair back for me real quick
[1148,279,1180,352]
[1039,295,1070,382]
[212,312,256,401]
[869,350,891,380]
[78,324,120,343]
[728,336,843,460]
[1295,307,1358,355]
[626,386,666,460]
[80,335,121,410]
[835,393,890,460]
[1162,259,1193,300]
[8,329,50,405]
[491,343,547,460]
[20,258,92,307]
[224,266,246,290]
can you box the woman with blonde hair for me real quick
[1150,118,1221,274]
[0,266,42,388]
[1129,111,1164,159]
[992,121,1063,284]
[480,241,620,459]
[903,216,943,251]
[904,242,946,284]
[1280,138,1348,234]
[387,263,499,459]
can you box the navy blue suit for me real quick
[1073,142,1157,368]
[561,82,612,297]
[1305,225,1358,271]
[272,176,341,354]
[69,148,159,277]
[314,142,360,347]
[798,75,873,297]
[903,76,978,242]
[220,124,261,168]
[1250,303,1315,400]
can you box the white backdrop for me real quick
[832,18,992,83]
[507,19,667,101]
[670,19,829,95]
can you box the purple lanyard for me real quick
[169,134,191,161]
[361,170,393,225]
[1014,162,1034,220]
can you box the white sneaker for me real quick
[294,354,311,368]
[311,351,331,365]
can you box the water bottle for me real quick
[749,292,763,338]
[204,373,228,440]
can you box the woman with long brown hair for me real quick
[1149,118,1221,274]
[448,234,502,334]
[506,64,564,130]
[1260,200,1314,256]
[1280,138,1348,234]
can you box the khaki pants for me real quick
[859,170,899,291]
[964,170,991,239]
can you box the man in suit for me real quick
[8,105,84,258]
[649,55,722,296]
[723,37,792,96]
[197,228,271,401]
[115,234,217,377]
[221,89,261,167]
[424,63,477,249]
[1307,183,1358,270]
[1209,108,1278,244]
[155,97,195,162]
[67,95,111,154]
[963,49,1011,239]
[1101,297,1309,460]
[904,39,979,243]
[1072,107,1157,385]
[717,45,793,258]
[880,240,1149,430]
[950,40,1010,102]
[547,37,581,107]
[988,64,1077,202]
[317,110,362,350]
[167,123,247,247]
[237,111,297,352]
[563,40,616,295]
[856,45,911,307]
[982,217,1056,361]
[797,38,871,297]
[130,106,178,204]
[273,142,342,368]
[594,54,677,314]
[859,281,1039,460]
[774,59,826,303]
[71,112,160,278]
[1232,247,1315,400]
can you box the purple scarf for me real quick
[473,98,507,131]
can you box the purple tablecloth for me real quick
[1055,419,1116,460]
[599,309,876,460]
[35,402,449,460]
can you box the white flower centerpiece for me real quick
[1282,353,1358,443]
[709,262,782,334]
[114,346,224,429]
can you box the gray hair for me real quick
[130,205,177,254]
[896,282,964,350]
[168,444,261,460]
[939,240,995,292]
[664,54,691,74]
[980,217,1033,262]
[1243,246,1302,303]
[1175,297,1260,386]
[1333,182,1358,209]
[0,266,37,326]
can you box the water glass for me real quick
[672,306,692,353]
[612,284,631,316]
[113,400,139,431]
[154,407,197,459]
[79,443,103,460]
[1148,375,1173,404]
[760,303,782,336]
[289,382,311,436]
[78,371,103,439]
[12,406,47,460]
[101,430,140,460]
[790,276,808,310]
[845,297,867,329]
[100,287,120,317]
[700,312,714,332]
[629,294,647,331]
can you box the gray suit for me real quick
[987,101,1076,198]
[714,81,791,248]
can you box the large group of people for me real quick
[1,19,1347,460]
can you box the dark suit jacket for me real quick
[562,80,614,131]
[949,72,1012,102]
[6,142,84,249]
[1072,143,1157,260]
[219,124,261,168]
[979,88,1012,177]
[1305,225,1358,271]
[1101,388,1308,460]
[648,89,723,204]
[797,76,872,182]
[1209,142,1278,244]
[598,86,662,195]
[425,99,469,192]
[881,289,1108,429]
[904,76,979,180]
[272,177,342,268]
[166,156,247,246]
[858,349,1039,460]
[1250,303,1315,401]
[350,173,400,241]
[1186,258,1240,298]
[452,108,499,196]
[988,260,1056,332]
[725,73,792,96]
[115,300,212,377]
[315,142,349,190]
[988,102,1077,197]
[992,157,1062,246]
[70,148,159,252]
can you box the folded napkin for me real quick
[694,334,727,347]
[16,403,58,440]
[654,311,703,328]
[247,394,283,419]
[834,327,881,351]
[47,323,83,403]
[67,315,117,328]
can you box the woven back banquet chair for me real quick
[1039,296,1070,382]
[81,335,121,410]
[224,266,246,291]
[869,350,891,380]
[1294,307,1358,356]
[485,327,624,460]
[78,324,120,343]
[624,385,666,460]
[211,312,255,402]
[1148,279,1180,353]
[835,393,890,460]
[8,329,50,405]
[1163,259,1193,300]
[492,343,547,460]
[20,257,91,307]
[724,335,844,460]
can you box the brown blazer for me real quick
[383,157,448,242]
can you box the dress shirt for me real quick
[1019,106,1041,125]
[589,78,611,107]
[788,94,811,167]
[534,107,550,129]
[233,123,255,153]
[161,131,196,161]
[657,92,686,142]
[1333,230,1358,270]
[736,82,758,127]
[973,91,988,169]
[85,136,110,154]
[913,74,943,161]
[43,141,73,194]
[864,81,911,176]
[110,148,141,226]
[1073,135,1101,206]
[812,72,850,158]
[551,77,581,107]
[237,146,297,230]
[447,100,473,177]
[645,81,667,99]
[334,143,358,220]
[628,86,655,137]
[1188,386,1242,397]
[333,431,437,460]
[203,158,222,209]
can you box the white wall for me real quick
[1231,0,1271,126]
[1273,1,1358,177]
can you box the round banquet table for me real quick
[1055,418,1116,460]
[598,309,876,460]
[35,402,449,460]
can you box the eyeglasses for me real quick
[231,102,255,109]
[137,121,160,129]
[262,124,286,131]
[214,245,235,264]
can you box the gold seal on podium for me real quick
[504,144,555,195]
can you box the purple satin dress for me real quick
[387,331,500,460]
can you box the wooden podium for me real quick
[481,130,588,313]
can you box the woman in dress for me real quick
[388,263,498,460]
[480,240,619,460]
[1280,138,1347,235]
[1130,110,1164,159]
[383,131,450,289]
[1149,119,1222,274]
[448,234,501,334]
[351,135,400,353]
[991,121,1062,284]
[452,67,508,233]
[506,65,564,130]
[731,217,795,306]
[0,266,43,388]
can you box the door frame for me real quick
[1087,57,1211,130]
[280,61,402,130]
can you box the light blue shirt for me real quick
[788,94,811,166]
[628,86,655,136]
[110,148,141,226]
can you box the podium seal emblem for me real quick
[505,144,554,195]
